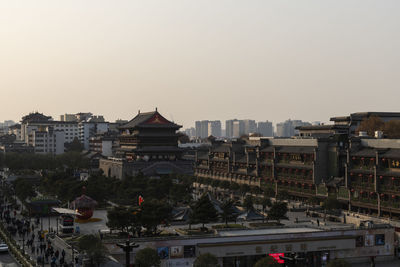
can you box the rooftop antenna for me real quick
[138,109,140,114]
[155,107,158,112]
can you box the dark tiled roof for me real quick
[260,146,274,152]
[383,149,400,159]
[236,155,247,163]
[276,146,315,154]
[352,149,377,157]
[275,163,313,170]
[119,111,181,130]
[21,112,52,123]
[213,145,230,153]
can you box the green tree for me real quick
[384,120,400,138]
[243,195,254,212]
[14,178,36,201]
[221,181,230,190]
[77,235,108,267]
[191,194,218,228]
[194,253,218,267]
[356,115,384,137]
[220,200,237,226]
[258,196,272,222]
[308,196,320,206]
[263,186,276,198]
[254,256,281,267]
[64,137,84,152]
[135,248,161,267]
[276,190,289,201]
[230,182,240,191]
[139,199,172,235]
[327,258,351,267]
[106,206,134,233]
[239,184,250,195]
[267,202,288,223]
[322,196,341,221]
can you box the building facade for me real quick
[100,110,192,179]
[257,121,273,137]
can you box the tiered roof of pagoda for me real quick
[21,112,52,123]
[119,110,181,130]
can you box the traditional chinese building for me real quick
[100,109,192,179]
[195,136,346,203]
[117,109,183,160]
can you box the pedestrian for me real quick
[31,245,35,254]
[61,249,65,258]
[37,246,39,254]
[317,219,320,226]
[55,249,59,258]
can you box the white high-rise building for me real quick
[30,127,65,155]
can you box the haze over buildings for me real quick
[1,1,400,127]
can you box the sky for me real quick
[1,1,399,129]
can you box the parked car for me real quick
[0,243,8,252]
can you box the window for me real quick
[375,234,385,246]
[356,236,364,247]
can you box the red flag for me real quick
[138,195,144,205]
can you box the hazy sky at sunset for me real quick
[1,1,399,128]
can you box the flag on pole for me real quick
[138,195,144,205]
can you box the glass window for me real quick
[356,236,364,247]
[375,234,385,246]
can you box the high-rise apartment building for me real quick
[276,119,311,137]
[207,121,221,137]
[257,121,273,137]
[242,120,257,135]
[184,127,196,138]
[195,120,221,138]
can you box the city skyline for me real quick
[1,1,400,129]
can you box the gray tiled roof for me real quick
[119,111,181,129]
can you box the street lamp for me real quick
[116,240,139,267]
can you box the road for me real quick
[0,252,18,266]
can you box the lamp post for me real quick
[116,240,139,267]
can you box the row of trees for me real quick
[357,115,400,138]
[38,172,195,206]
[107,200,172,236]
[0,151,90,171]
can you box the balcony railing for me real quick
[351,198,378,205]
[350,182,374,190]
[278,185,315,195]
[381,201,400,209]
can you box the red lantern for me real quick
[358,174,363,177]
[382,158,386,161]
[380,194,384,197]
[392,177,395,181]
[350,173,354,176]
[380,176,383,179]
[352,157,356,160]
[370,192,374,195]
[361,157,365,160]
[369,175,373,178]
[370,158,374,161]
[392,195,396,199]
[351,189,355,192]
[360,191,364,194]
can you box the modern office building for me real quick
[208,121,222,137]
[105,225,395,267]
[257,121,273,137]
[276,120,311,137]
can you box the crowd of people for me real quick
[0,197,80,267]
